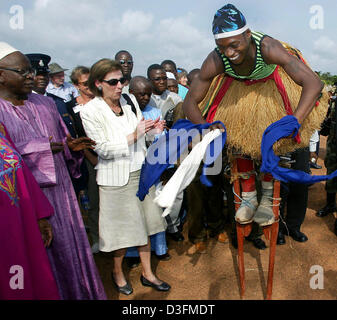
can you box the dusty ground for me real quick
[93,136,337,300]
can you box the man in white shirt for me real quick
[147,64,182,121]
[147,64,185,241]
[46,62,79,102]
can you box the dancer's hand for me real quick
[209,123,225,132]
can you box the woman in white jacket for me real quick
[80,59,170,295]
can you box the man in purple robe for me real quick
[0,122,60,300]
[0,42,106,300]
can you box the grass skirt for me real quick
[199,67,329,159]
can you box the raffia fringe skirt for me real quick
[199,62,329,160]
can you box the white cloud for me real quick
[120,10,153,36]
[313,36,337,54]
[0,0,335,76]
[34,0,52,10]
[308,36,337,72]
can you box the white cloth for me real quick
[122,84,130,94]
[166,72,176,80]
[149,90,182,119]
[80,94,147,186]
[154,129,222,217]
[309,130,319,152]
[0,42,18,60]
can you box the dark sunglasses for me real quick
[102,77,127,86]
[152,76,168,82]
[0,67,36,77]
[79,80,89,86]
[119,59,133,65]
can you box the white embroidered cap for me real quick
[166,72,176,80]
[0,42,19,61]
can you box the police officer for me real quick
[26,53,88,197]
[26,53,51,95]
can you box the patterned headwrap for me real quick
[212,4,248,39]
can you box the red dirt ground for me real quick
[93,136,337,300]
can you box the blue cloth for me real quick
[142,104,165,143]
[261,115,337,184]
[142,104,162,121]
[178,84,188,100]
[137,119,227,200]
[127,105,167,258]
[212,4,247,36]
[125,231,167,257]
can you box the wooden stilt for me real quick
[232,159,253,298]
[266,180,280,300]
[231,159,281,300]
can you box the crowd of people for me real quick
[1,3,336,300]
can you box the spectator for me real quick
[147,64,182,120]
[0,42,106,300]
[80,59,170,295]
[68,66,99,253]
[161,60,188,100]
[277,148,311,244]
[0,122,60,300]
[115,50,133,93]
[177,68,189,88]
[316,85,337,236]
[147,64,185,241]
[166,72,179,94]
[125,75,170,265]
[27,55,89,201]
[46,62,79,102]
[25,53,51,95]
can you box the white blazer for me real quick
[80,94,147,187]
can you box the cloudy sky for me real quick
[1,0,336,78]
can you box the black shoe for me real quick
[167,231,184,242]
[250,238,267,250]
[288,229,308,242]
[125,257,140,269]
[155,253,171,261]
[310,162,322,169]
[140,275,171,291]
[277,231,286,245]
[112,275,133,295]
[316,204,337,217]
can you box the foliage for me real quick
[316,71,337,85]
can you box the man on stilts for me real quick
[182,3,327,228]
